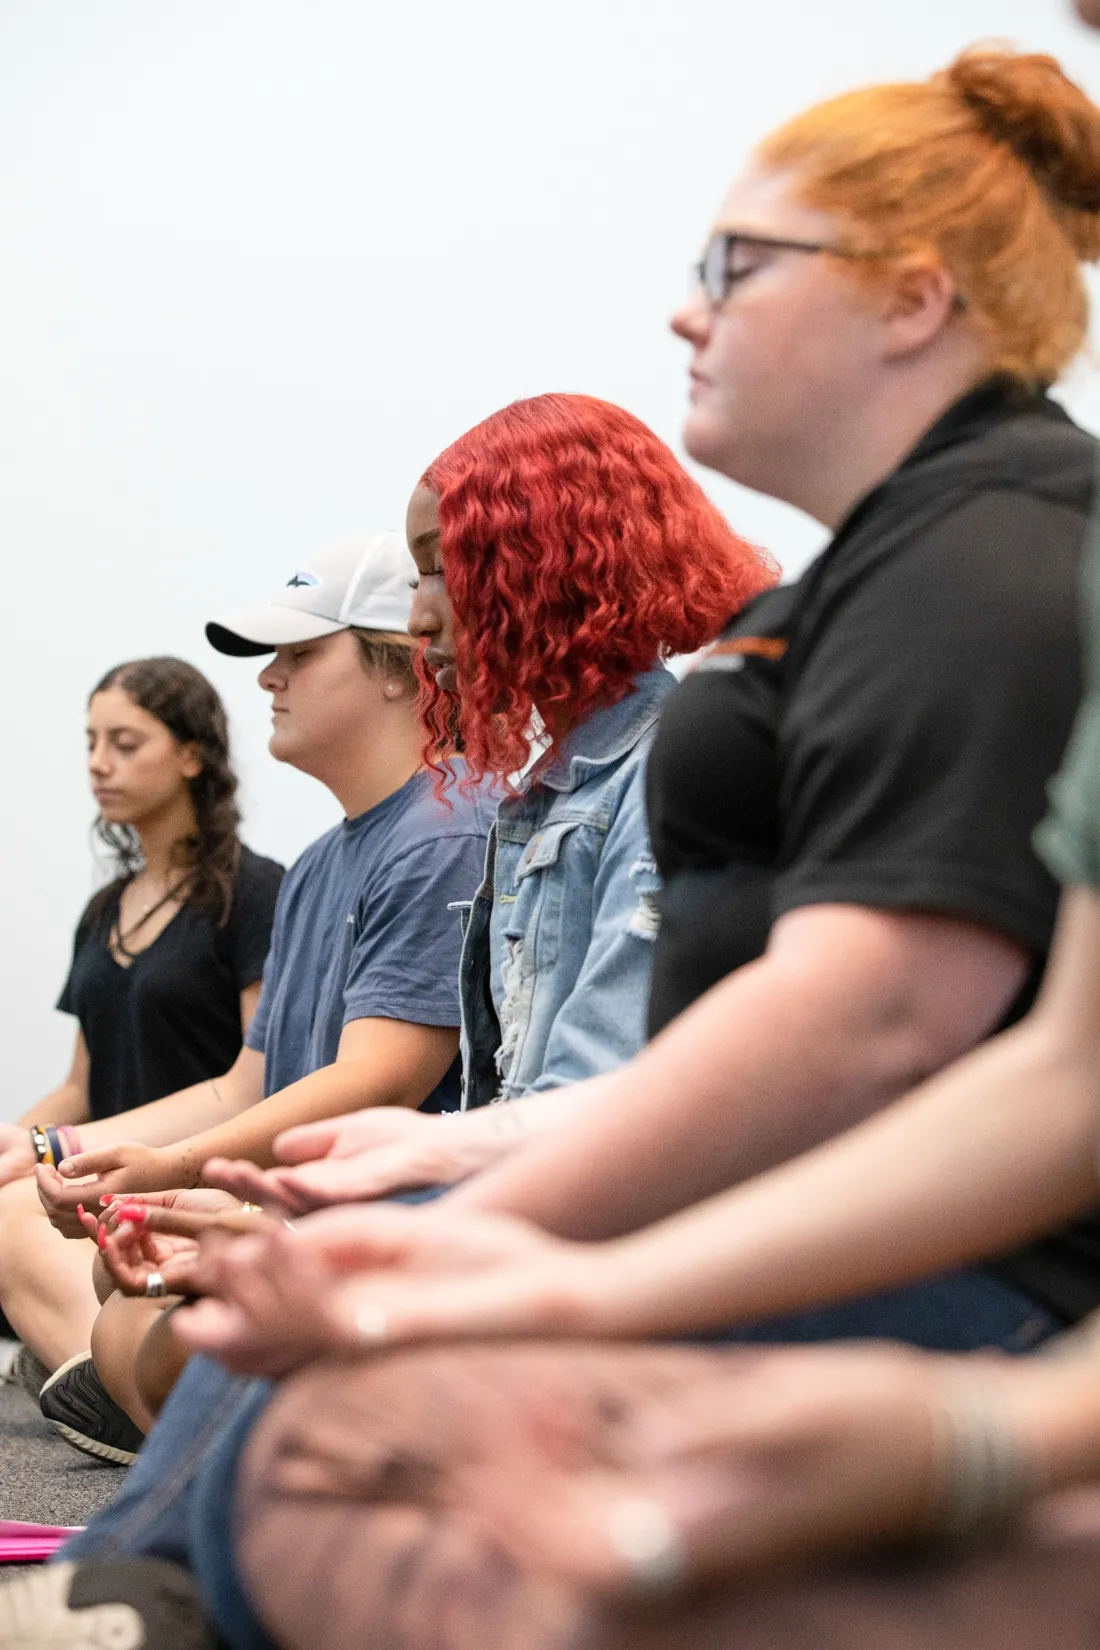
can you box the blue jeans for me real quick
[715,1267,1059,1352]
[61,1357,277,1650]
[59,1268,1060,1650]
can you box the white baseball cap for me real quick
[206,531,414,657]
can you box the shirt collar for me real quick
[535,666,676,794]
[897,374,1063,473]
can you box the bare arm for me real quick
[54,1019,460,1196]
[221,1085,597,1213]
[565,886,1100,1336]
[239,980,262,1036]
[174,1019,459,1180]
[77,1046,267,1152]
[19,1031,90,1128]
[453,904,1029,1239]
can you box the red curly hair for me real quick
[417,393,775,787]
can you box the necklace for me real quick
[111,874,190,960]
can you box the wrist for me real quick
[538,1243,621,1336]
[153,1144,192,1190]
[27,1124,84,1168]
[982,1357,1100,1494]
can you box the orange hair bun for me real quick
[945,46,1100,253]
[758,43,1100,383]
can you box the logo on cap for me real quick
[286,570,320,589]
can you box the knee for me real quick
[134,1308,190,1421]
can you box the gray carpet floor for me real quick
[0,1378,125,1532]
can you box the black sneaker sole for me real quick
[39,1353,140,1467]
[43,1414,140,1467]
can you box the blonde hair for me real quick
[757,46,1100,385]
[349,627,417,692]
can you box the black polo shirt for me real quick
[646,378,1098,1322]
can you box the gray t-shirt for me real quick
[1035,504,1100,891]
[247,768,494,1111]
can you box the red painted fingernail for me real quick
[99,1194,114,1205]
[118,1204,147,1224]
[97,1228,107,1250]
[77,1205,86,1220]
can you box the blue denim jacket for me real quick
[457,666,676,1108]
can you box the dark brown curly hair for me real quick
[89,657,241,926]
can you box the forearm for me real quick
[174,1060,424,1183]
[77,1075,252,1152]
[457,948,976,1238]
[475,1086,601,1145]
[578,1015,1100,1335]
[996,1352,1100,1493]
[19,1084,88,1129]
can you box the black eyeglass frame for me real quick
[694,230,888,311]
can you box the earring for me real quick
[383,681,401,699]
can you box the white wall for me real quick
[3,0,1100,1113]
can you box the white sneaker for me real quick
[0,1339,21,1384]
[0,1559,216,1648]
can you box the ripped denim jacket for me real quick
[457,667,675,1108]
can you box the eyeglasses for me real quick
[693,230,887,311]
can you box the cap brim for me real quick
[205,606,346,657]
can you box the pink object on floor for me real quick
[0,1520,82,1562]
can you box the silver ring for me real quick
[607,1496,688,1595]
[144,1271,167,1299]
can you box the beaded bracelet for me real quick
[28,1127,52,1166]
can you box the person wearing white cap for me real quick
[204,530,416,658]
[6,531,495,1464]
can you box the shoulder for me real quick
[71,885,118,950]
[393,769,498,847]
[233,844,285,896]
[890,489,1084,611]
[814,485,1086,640]
[228,845,285,922]
[283,821,346,881]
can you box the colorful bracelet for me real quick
[56,1125,81,1163]
[29,1125,82,1167]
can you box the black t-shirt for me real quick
[646,378,1099,1323]
[58,844,284,1119]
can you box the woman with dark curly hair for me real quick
[0,660,282,1376]
[6,657,282,1149]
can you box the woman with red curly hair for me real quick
[404,393,772,1143]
